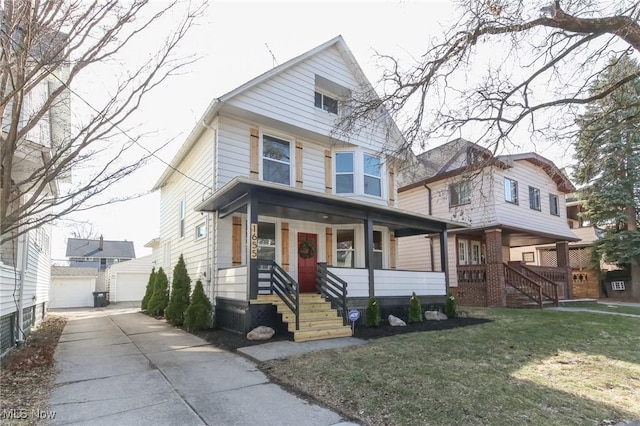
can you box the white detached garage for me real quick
[50,267,98,308]
[106,255,154,303]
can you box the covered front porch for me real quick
[451,226,580,308]
[196,177,464,337]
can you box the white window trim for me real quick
[450,181,471,207]
[504,177,518,204]
[363,154,383,197]
[332,149,387,200]
[334,226,357,268]
[195,222,206,240]
[458,239,469,265]
[314,89,340,115]
[471,241,482,265]
[334,151,355,195]
[529,186,541,211]
[260,131,294,187]
[549,194,560,216]
[179,197,186,239]
[372,226,387,270]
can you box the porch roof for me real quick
[195,177,467,236]
[448,224,580,247]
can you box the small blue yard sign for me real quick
[348,309,360,322]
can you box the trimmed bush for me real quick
[184,280,213,332]
[408,292,423,323]
[444,292,457,318]
[165,254,191,326]
[147,267,169,317]
[141,267,156,311]
[366,297,381,327]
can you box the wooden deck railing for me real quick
[504,263,545,308]
[257,260,300,331]
[317,263,348,326]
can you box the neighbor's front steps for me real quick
[255,294,352,342]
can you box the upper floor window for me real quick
[179,198,186,238]
[450,181,471,207]
[335,152,354,193]
[504,178,518,204]
[314,91,338,114]
[529,186,541,211]
[363,154,382,197]
[549,194,560,216]
[262,135,291,185]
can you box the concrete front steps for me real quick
[255,294,352,342]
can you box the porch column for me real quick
[485,229,506,307]
[556,241,573,299]
[364,215,375,298]
[247,195,259,300]
[439,230,449,293]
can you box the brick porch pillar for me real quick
[485,229,506,307]
[556,241,573,299]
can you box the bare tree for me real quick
[0,0,205,247]
[342,0,640,157]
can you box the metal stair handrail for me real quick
[257,260,300,330]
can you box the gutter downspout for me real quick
[200,120,216,305]
[16,231,28,347]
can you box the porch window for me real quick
[257,222,276,262]
[450,181,470,206]
[335,152,354,193]
[373,230,383,269]
[471,241,482,264]
[504,178,518,204]
[529,186,541,211]
[336,229,355,268]
[458,239,468,265]
[549,194,560,216]
[262,135,291,185]
[363,154,382,197]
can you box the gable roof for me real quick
[400,140,573,193]
[152,35,399,191]
[497,153,575,193]
[66,238,135,259]
[51,266,98,277]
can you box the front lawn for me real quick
[263,309,640,426]
[562,302,640,316]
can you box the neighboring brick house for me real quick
[397,139,580,308]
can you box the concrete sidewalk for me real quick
[49,306,358,426]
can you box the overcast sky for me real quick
[51,0,574,262]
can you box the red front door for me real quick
[297,233,318,293]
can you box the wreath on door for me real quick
[298,239,315,259]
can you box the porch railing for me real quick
[317,262,348,326]
[457,265,487,283]
[257,260,300,331]
[523,265,568,285]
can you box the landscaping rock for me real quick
[425,310,440,321]
[388,315,406,326]
[246,326,275,340]
[438,312,448,320]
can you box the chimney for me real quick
[99,235,104,250]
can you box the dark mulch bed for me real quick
[195,317,491,352]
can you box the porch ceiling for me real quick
[195,177,467,236]
[451,224,580,247]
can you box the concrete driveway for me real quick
[49,305,355,426]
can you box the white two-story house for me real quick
[152,36,464,340]
[398,139,579,308]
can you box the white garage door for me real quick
[112,273,147,302]
[49,278,94,308]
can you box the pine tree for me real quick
[366,297,381,327]
[141,267,156,311]
[165,255,192,326]
[147,267,169,317]
[184,280,213,332]
[574,55,640,298]
[408,292,423,323]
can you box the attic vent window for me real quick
[315,91,338,114]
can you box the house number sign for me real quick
[250,223,258,259]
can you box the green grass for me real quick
[561,302,640,316]
[263,309,640,426]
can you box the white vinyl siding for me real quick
[158,123,214,280]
